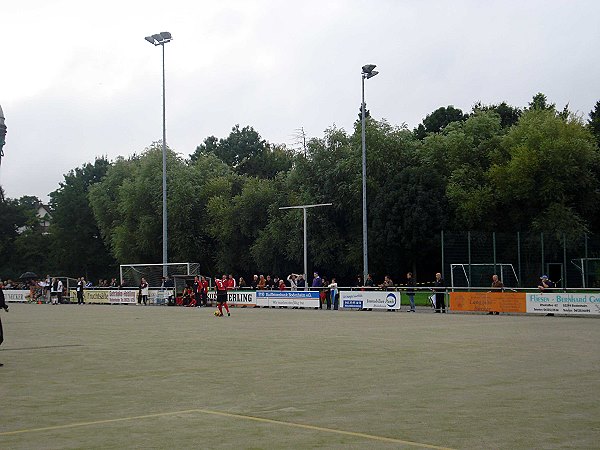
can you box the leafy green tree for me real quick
[588,100,600,148]
[48,158,115,280]
[472,101,521,128]
[191,125,293,179]
[414,105,468,139]
[0,189,35,278]
[527,92,555,111]
[490,109,600,235]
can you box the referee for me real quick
[0,281,9,367]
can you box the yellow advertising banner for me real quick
[69,289,110,304]
[450,291,526,313]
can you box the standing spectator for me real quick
[250,275,259,289]
[380,275,395,312]
[363,274,374,311]
[356,275,363,289]
[406,272,416,312]
[297,274,306,290]
[537,275,554,292]
[328,278,339,310]
[193,276,202,307]
[227,274,236,290]
[489,274,504,315]
[200,276,209,307]
[76,277,85,305]
[278,278,286,290]
[265,275,273,289]
[0,281,8,366]
[139,278,149,305]
[287,273,298,290]
[257,275,266,290]
[238,277,247,289]
[311,272,322,289]
[51,278,63,305]
[110,278,118,288]
[433,273,446,313]
[43,275,52,302]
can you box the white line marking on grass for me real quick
[0,408,454,449]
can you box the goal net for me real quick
[571,258,600,288]
[120,262,201,288]
[450,263,518,288]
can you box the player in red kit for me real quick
[214,274,230,316]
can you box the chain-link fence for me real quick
[441,231,600,288]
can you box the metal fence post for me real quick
[541,232,545,277]
[493,231,497,275]
[517,232,522,288]
[468,231,472,289]
[563,233,567,290]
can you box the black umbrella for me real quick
[19,271,38,280]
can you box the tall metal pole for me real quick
[303,207,308,283]
[161,42,168,276]
[361,74,368,281]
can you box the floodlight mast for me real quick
[145,31,172,276]
[360,64,378,282]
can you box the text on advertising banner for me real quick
[526,293,600,315]
[255,290,320,308]
[450,292,526,313]
[339,291,402,309]
[208,291,257,306]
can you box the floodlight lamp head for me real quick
[145,36,156,45]
[366,70,379,79]
[160,31,172,41]
[152,34,163,42]
[362,64,377,74]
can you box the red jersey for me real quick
[215,278,226,291]
[226,278,236,290]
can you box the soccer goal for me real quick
[450,263,519,288]
[571,258,600,288]
[120,262,201,288]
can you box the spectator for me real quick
[538,275,554,292]
[51,278,63,305]
[287,273,298,290]
[138,278,149,305]
[110,278,118,288]
[76,277,85,305]
[258,275,266,290]
[278,278,286,290]
[297,274,306,290]
[328,278,339,310]
[406,272,416,312]
[43,275,51,302]
[238,277,247,289]
[250,275,259,290]
[311,272,322,288]
[356,275,363,289]
[364,274,374,288]
[200,276,209,307]
[228,274,236,290]
[265,275,273,289]
[433,273,446,313]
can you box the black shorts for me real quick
[217,291,227,303]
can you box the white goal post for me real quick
[450,263,519,288]
[119,262,201,288]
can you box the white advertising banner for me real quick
[526,293,600,315]
[255,290,320,308]
[340,290,402,310]
[109,289,138,304]
[4,290,30,302]
[208,291,257,306]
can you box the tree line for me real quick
[1,94,599,285]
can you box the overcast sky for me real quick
[1,0,599,201]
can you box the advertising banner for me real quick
[450,292,526,313]
[69,289,110,304]
[109,290,138,304]
[208,290,257,307]
[526,293,600,315]
[4,290,29,302]
[255,290,320,308]
[340,291,402,310]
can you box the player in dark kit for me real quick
[214,275,230,317]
